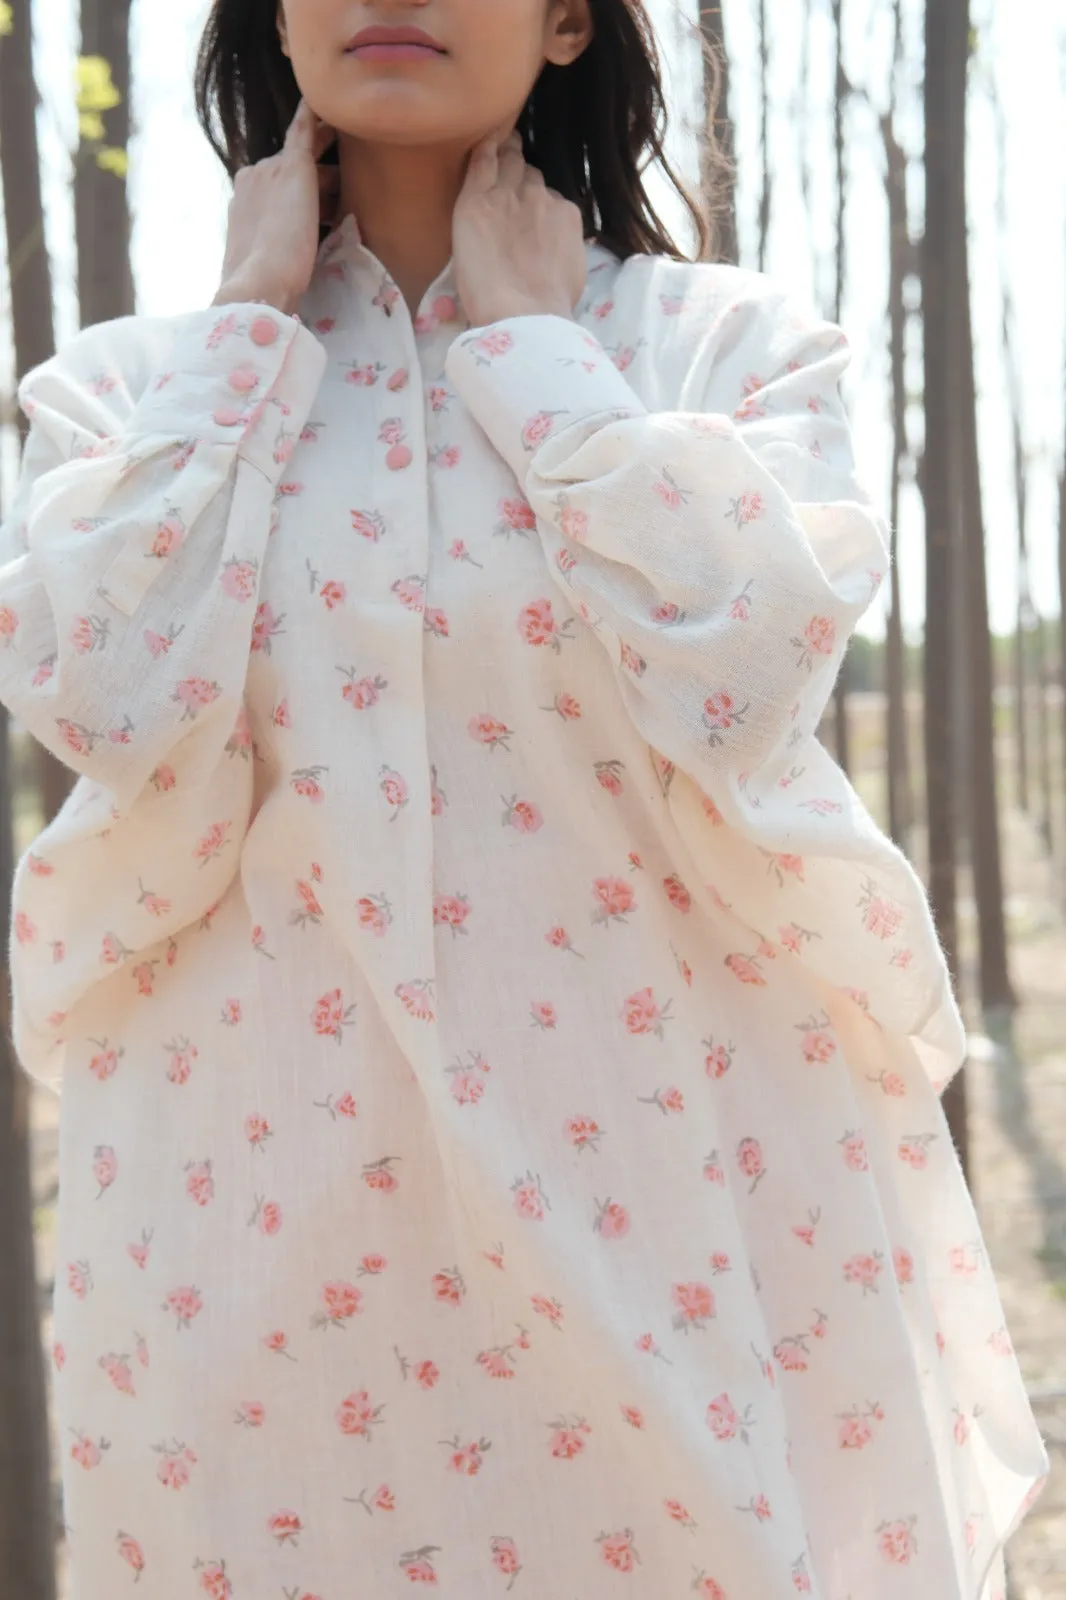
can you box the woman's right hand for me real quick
[213,99,338,316]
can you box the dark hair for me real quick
[195,0,729,263]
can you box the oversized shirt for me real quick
[0,221,1046,1600]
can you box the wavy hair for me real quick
[194,0,731,262]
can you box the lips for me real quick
[344,24,446,57]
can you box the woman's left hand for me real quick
[454,130,588,328]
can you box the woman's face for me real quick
[278,0,593,149]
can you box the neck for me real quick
[337,138,467,312]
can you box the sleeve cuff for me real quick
[445,314,646,484]
[127,305,327,483]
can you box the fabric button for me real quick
[213,406,244,428]
[249,316,279,347]
[229,367,259,394]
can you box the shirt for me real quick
[0,218,1046,1600]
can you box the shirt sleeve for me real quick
[0,304,326,810]
[446,294,964,1091]
[2,305,327,1088]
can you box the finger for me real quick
[313,120,338,162]
[284,98,314,151]
[464,133,499,193]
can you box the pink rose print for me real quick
[798,1013,836,1062]
[116,1532,145,1580]
[671,1280,715,1332]
[512,1172,549,1221]
[702,1149,725,1185]
[727,490,765,525]
[357,893,393,937]
[476,1346,516,1380]
[431,1266,467,1306]
[843,1251,884,1293]
[220,558,258,602]
[339,666,388,709]
[433,893,471,935]
[0,604,19,644]
[706,1391,752,1443]
[693,1576,727,1600]
[92,1144,117,1197]
[311,988,357,1043]
[71,1431,110,1470]
[381,766,409,815]
[87,1037,123,1081]
[502,795,543,833]
[245,1113,272,1150]
[703,691,748,745]
[350,507,386,542]
[173,677,221,720]
[491,1535,521,1588]
[736,1137,766,1192]
[414,1359,441,1389]
[637,1085,685,1114]
[792,613,837,671]
[346,360,385,386]
[471,329,515,362]
[184,1160,214,1206]
[530,1000,558,1029]
[620,1404,644,1428]
[703,1037,735,1080]
[531,1293,564,1326]
[548,1415,591,1459]
[521,409,563,450]
[837,1408,874,1450]
[336,1388,385,1439]
[379,417,413,471]
[517,597,573,651]
[839,1131,868,1172]
[773,1335,810,1373]
[291,766,327,803]
[592,876,636,926]
[729,579,754,620]
[725,951,767,987]
[164,1285,203,1329]
[662,873,691,911]
[69,613,110,654]
[248,1195,283,1235]
[362,1156,401,1191]
[468,713,513,750]
[100,1351,136,1395]
[156,1439,198,1490]
[622,987,672,1038]
[593,758,624,795]
[597,1529,639,1572]
[858,878,904,940]
[399,1546,441,1584]
[195,1558,234,1598]
[234,1400,265,1427]
[445,1435,491,1476]
[497,495,537,537]
[893,1246,915,1285]
[395,979,435,1021]
[263,1330,297,1361]
[897,1133,936,1169]
[164,1036,199,1085]
[593,1197,630,1239]
[319,578,346,610]
[268,1509,303,1545]
[127,1229,153,1270]
[547,926,585,958]
[877,1517,917,1565]
[251,600,286,653]
[565,1114,603,1152]
[653,468,690,510]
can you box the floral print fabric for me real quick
[0,222,1045,1599]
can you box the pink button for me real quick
[213,405,244,428]
[249,316,279,347]
[228,366,259,394]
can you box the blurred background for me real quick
[1,0,1065,1594]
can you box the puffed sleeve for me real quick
[446,284,964,1091]
[1,305,327,1087]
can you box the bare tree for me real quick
[830,0,852,775]
[0,5,61,1596]
[958,57,1013,1014]
[880,0,914,848]
[756,0,770,272]
[922,0,966,1169]
[697,2,739,266]
[76,0,134,327]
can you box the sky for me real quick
[7,0,1066,639]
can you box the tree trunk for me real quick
[76,0,134,327]
[881,94,913,849]
[958,64,1014,1014]
[0,9,61,1593]
[756,0,770,273]
[697,3,739,267]
[830,0,852,775]
[0,0,72,827]
[922,0,967,1171]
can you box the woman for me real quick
[0,1,1045,1596]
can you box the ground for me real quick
[26,691,1066,1596]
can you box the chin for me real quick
[327,86,481,148]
